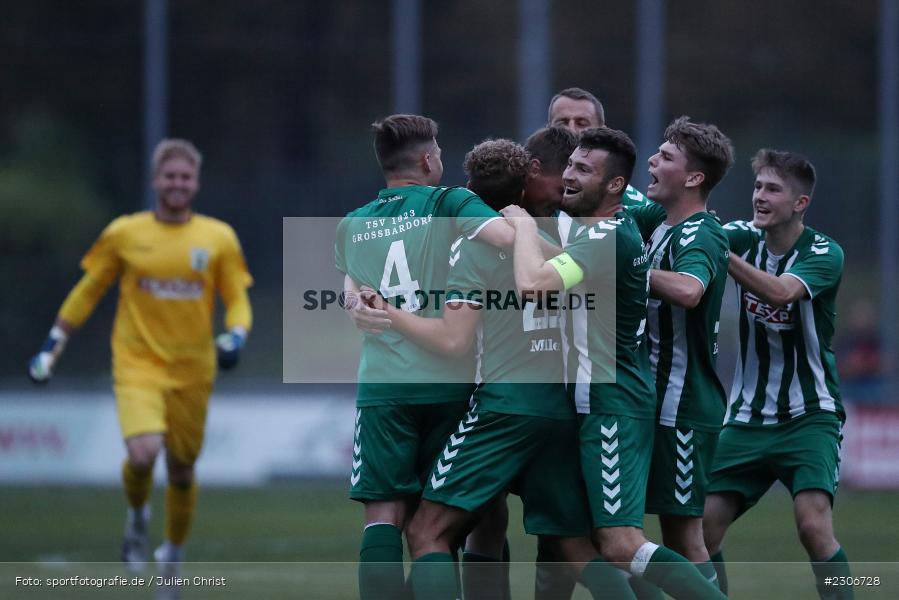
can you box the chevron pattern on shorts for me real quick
[350,409,362,487]
[431,403,479,490]
[600,421,622,514]
[674,428,694,504]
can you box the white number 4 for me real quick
[380,240,421,312]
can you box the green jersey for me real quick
[723,221,845,425]
[335,185,499,406]
[554,211,655,419]
[445,232,571,419]
[638,204,729,432]
[623,185,651,209]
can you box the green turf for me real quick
[1,481,897,598]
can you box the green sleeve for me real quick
[334,216,348,273]
[785,238,844,299]
[623,185,651,208]
[626,202,666,241]
[440,187,502,240]
[563,220,620,282]
[671,220,727,289]
[445,237,489,304]
[722,220,758,256]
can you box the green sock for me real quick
[358,524,406,600]
[697,561,719,588]
[411,552,458,600]
[628,574,665,600]
[580,558,636,600]
[811,547,854,600]
[462,551,505,600]
[710,551,728,594]
[534,540,576,600]
[639,545,727,600]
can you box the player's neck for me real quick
[663,194,707,225]
[764,219,805,255]
[582,198,623,225]
[154,206,193,224]
[384,174,431,188]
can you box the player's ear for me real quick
[606,175,625,195]
[528,158,542,179]
[685,171,705,190]
[795,194,810,214]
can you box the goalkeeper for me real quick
[28,139,253,581]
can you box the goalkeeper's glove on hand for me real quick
[216,327,247,370]
[28,326,69,384]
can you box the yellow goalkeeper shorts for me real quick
[114,382,213,465]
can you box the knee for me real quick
[127,442,161,471]
[596,536,636,565]
[796,516,834,555]
[166,461,194,487]
[405,512,430,554]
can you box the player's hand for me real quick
[28,326,69,384]
[216,327,247,370]
[343,288,390,334]
[500,205,535,229]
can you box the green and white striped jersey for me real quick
[335,185,499,406]
[724,220,845,425]
[445,232,571,420]
[555,211,655,419]
[633,203,730,432]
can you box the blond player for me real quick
[28,139,252,588]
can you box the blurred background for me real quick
[2,0,898,594]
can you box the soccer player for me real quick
[626,117,733,589]
[505,126,726,600]
[548,86,650,210]
[458,126,579,600]
[703,149,853,599]
[28,139,253,590]
[364,137,632,600]
[335,114,514,600]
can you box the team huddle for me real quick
[337,89,852,600]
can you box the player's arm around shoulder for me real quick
[500,205,567,294]
[363,286,482,358]
[650,217,723,309]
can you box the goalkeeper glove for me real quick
[28,326,69,384]
[215,327,247,370]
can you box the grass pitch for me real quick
[1,481,896,598]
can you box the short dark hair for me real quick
[547,87,605,126]
[463,139,530,211]
[371,114,438,173]
[751,148,816,197]
[524,126,578,176]
[578,127,638,188]
[664,116,735,198]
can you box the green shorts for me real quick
[579,414,654,529]
[707,412,843,515]
[349,401,470,502]
[422,405,591,537]
[645,425,719,517]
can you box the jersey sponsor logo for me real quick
[139,277,204,300]
[190,248,209,271]
[743,291,795,330]
[529,337,560,353]
[633,252,649,267]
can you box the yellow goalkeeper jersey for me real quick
[74,211,252,387]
